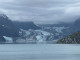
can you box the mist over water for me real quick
[0,44,80,60]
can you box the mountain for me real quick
[0,14,20,42]
[0,14,20,37]
[13,21,41,30]
[57,31,80,44]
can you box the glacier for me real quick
[3,36,13,43]
[2,26,68,44]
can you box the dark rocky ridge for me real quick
[57,31,80,44]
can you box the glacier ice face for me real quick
[3,36,13,43]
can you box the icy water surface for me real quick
[0,44,80,60]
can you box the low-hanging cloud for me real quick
[0,0,80,24]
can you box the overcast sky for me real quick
[0,0,80,24]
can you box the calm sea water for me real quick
[0,44,80,60]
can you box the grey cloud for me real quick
[0,0,80,24]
